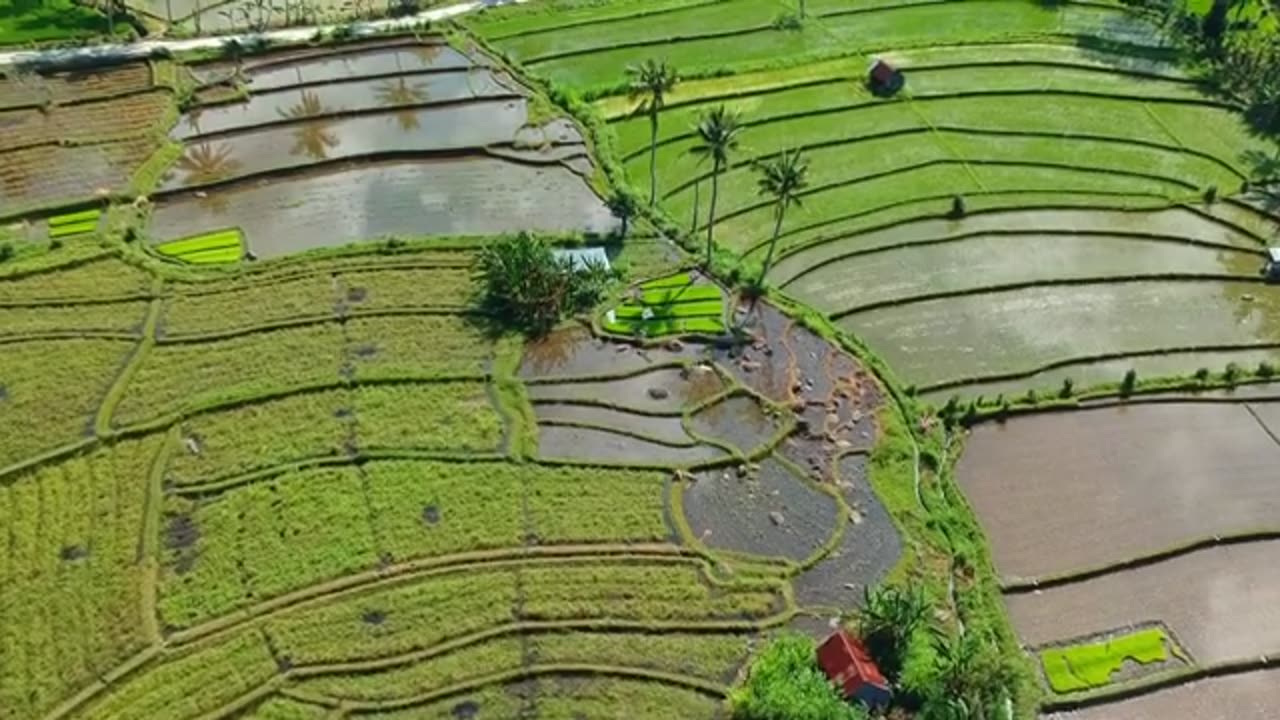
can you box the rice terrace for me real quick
[1,0,1279,718]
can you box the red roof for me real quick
[817,629,889,699]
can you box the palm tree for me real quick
[688,105,743,267]
[753,148,809,285]
[852,584,929,678]
[626,59,678,207]
[606,191,638,239]
[373,77,429,131]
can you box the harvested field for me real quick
[0,300,149,337]
[682,458,839,562]
[537,424,725,466]
[0,258,151,303]
[526,366,724,413]
[0,61,152,109]
[344,315,494,380]
[148,158,617,258]
[0,137,157,211]
[519,325,704,380]
[958,403,1280,582]
[1006,541,1280,667]
[0,91,170,151]
[177,69,519,139]
[533,403,696,446]
[1044,667,1280,720]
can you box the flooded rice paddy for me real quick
[536,425,725,466]
[244,45,479,91]
[959,403,1280,582]
[148,158,618,259]
[533,403,695,447]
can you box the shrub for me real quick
[1258,361,1276,378]
[772,12,803,30]
[476,233,613,336]
[950,194,966,218]
[1120,369,1137,396]
[1223,362,1241,385]
[1203,185,1218,203]
[0,243,13,263]
[1024,389,1038,404]
[854,585,929,680]
[730,633,868,720]
[1194,366,1211,381]
[1059,378,1074,398]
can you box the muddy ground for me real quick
[958,402,1280,582]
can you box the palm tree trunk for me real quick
[705,159,721,267]
[194,0,202,33]
[106,0,115,36]
[690,178,700,233]
[759,201,786,285]
[166,0,173,23]
[647,110,659,206]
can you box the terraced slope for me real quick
[470,0,1280,401]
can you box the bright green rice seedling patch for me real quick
[48,220,99,238]
[535,677,722,720]
[1040,628,1171,694]
[0,436,162,719]
[77,632,278,720]
[155,229,243,266]
[292,637,526,701]
[603,274,727,338]
[48,209,101,226]
[0,300,149,337]
[165,388,349,487]
[267,570,519,665]
[0,338,134,468]
[162,273,338,337]
[345,315,494,381]
[159,466,381,628]
[355,382,503,453]
[0,258,151,303]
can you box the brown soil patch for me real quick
[1007,540,1280,666]
[1043,667,1280,720]
[958,403,1280,582]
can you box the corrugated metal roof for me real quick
[1268,248,1280,263]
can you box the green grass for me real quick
[1040,628,1171,694]
[0,257,151,303]
[155,229,243,265]
[0,0,113,46]
[0,436,162,719]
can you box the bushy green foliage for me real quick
[730,633,868,720]
[855,585,929,679]
[476,233,613,335]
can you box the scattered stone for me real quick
[849,510,864,526]
[835,439,853,450]
[1242,294,1256,302]
[616,344,631,353]
[183,435,201,456]
[736,464,750,478]
[647,386,669,400]
[666,339,685,352]
[741,360,760,373]
[194,190,207,198]
[768,511,785,526]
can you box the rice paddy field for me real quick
[3,0,1280,718]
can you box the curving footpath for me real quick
[0,0,529,68]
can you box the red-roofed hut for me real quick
[817,629,893,709]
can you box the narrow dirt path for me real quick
[0,0,531,68]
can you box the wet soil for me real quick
[688,394,782,455]
[682,458,839,562]
[533,403,695,446]
[1006,540,1280,667]
[526,366,723,414]
[792,454,902,610]
[148,157,618,258]
[959,403,1280,582]
[536,425,725,466]
[519,326,705,380]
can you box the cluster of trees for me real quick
[474,233,613,336]
[625,59,810,289]
[1137,0,1280,137]
[733,586,1019,720]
